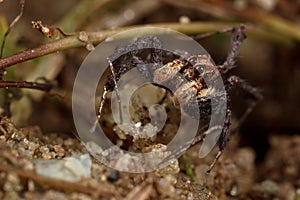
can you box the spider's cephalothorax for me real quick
[96,25,262,173]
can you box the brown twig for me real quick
[124,183,153,200]
[0,163,114,197]
[0,22,292,69]
[0,80,52,91]
[0,0,25,58]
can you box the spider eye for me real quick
[197,66,204,74]
[187,56,197,65]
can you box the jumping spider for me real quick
[95,25,262,173]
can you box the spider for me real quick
[94,25,262,173]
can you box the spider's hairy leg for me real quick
[130,35,163,81]
[172,74,261,174]
[151,45,163,65]
[206,75,262,173]
[206,109,231,174]
[132,55,154,81]
[90,85,108,132]
[158,124,224,170]
[91,58,125,132]
[219,25,247,74]
[107,58,123,125]
[226,75,262,130]
[154,108,230,174]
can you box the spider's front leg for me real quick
[131,35,164,81]
[158,108,230,174]
[91,59,121,132]
[218,25,247,74]
[206,109,231,174]
[206,75,262,173]
[132,52,163,82]
[131,55,153,80]
[226,75,263,129]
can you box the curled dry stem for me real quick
[0,0,25,58]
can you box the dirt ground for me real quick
[0,117,299,199]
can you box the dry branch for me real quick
[0,80,52,91]
[0,163,114,197]
[0,22,292,69]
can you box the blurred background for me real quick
[0,0,300,199]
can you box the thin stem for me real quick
[0,0,25,58]
[108,58,123,124]
[0,22,291,69]
[0,80,52,91]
